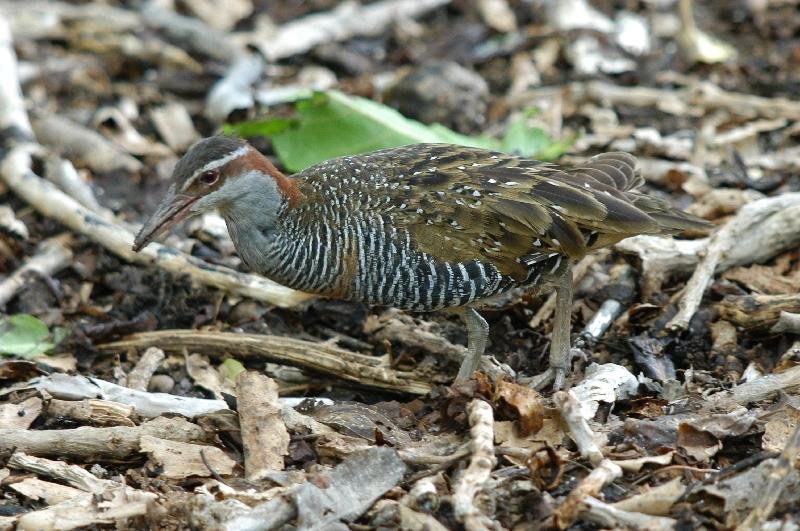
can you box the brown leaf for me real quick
[494,379,544,436]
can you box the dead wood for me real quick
[737,422,800,529]
[31,114,142,173]
[0,233,72,306]
[718,294,800,332]
[252,0,452,61]
[0,150,311,308]
[139,436,237,479]
[0,416,205,462]
[579,497,677,529]
[235,372,289,479]
[22,373,229,418]
[772,312,800,335]
[666,192,800,330]
[125,346,165,391]
[45,398,135,427]
[99,330,436,394]
[512,80,800,121]
[553,390,604,466]
[708,349,800,407]
[452,399,497,530]
[550,459,623,529]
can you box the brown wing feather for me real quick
[350,144,692,279]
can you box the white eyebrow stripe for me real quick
[181,145,250,191]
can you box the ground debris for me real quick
[0,0,799,528]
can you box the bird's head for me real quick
[132,136,300,251]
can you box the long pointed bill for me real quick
[132,187,198,251]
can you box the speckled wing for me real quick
[368,144,662,280]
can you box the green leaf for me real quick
[227,90,571,172]
[500,108,574,161]
[0,314,56,358]
[222,358,246,381]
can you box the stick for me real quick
[551,459,623,529]
[772,312,800,334]
[236,372,289,479]
[511,80,800,121]
[737,422,800,530]
[579,496,676,529]
[0,233,72,306]
[667,193,800,331]
[98,330,436,395]
[553,390,604,466]
[0,416,205,461]
[452,399,497,531]
[23,372,228,418]
[125,346,165,391]
[255,0,451,61]
[1,150,312,308]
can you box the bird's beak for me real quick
[132,187,198,251]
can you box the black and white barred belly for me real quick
[244,212,565,312]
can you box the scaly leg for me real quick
[550,264,574,390]
[456,307,489,380]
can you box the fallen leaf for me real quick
[494,379,544,436]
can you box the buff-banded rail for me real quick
[133,137,710,389]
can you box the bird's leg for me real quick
[550,264,574,390]
[456,307,489,380]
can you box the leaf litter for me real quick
[0,0,799,529]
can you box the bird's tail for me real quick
[625,192,712,233]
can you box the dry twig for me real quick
[553,390,604,466]
[125,346,165,391]
[236,372,290,479]
[453,399,498,530]
[0,233,72,306]
[99,330,436,394]
[667,193,800,330]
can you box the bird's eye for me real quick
[199,170,218,185]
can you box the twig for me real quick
[511,80,800,120]
[0,416,205,461]
[737,422,800,530]
[125,346,165,391]
[406,475,441,513]
[236,372,290,479]
[550,459,623,529]
[0,233,72,306]
[553,390,604,466]
[45,398,136,427]
[205,53,263,123]
[31,114,142,173]
[254,0,451,61]
[579,496,676,529]
[44,156,104,213]
[667,193,800,331]
[771,311,800,334]
[364,310,465,364]
[223,447,407,531]
[20,373,228,418]
[707,353,800,408]
[98,330,436,395]
[720,294,800,331]
[8,452,123,493]
[452,399,498,531]
[141,0,241,62]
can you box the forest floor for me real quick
[1,0,800,529]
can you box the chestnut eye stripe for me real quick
[180,145,249,191]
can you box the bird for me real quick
[133,136,710,389]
